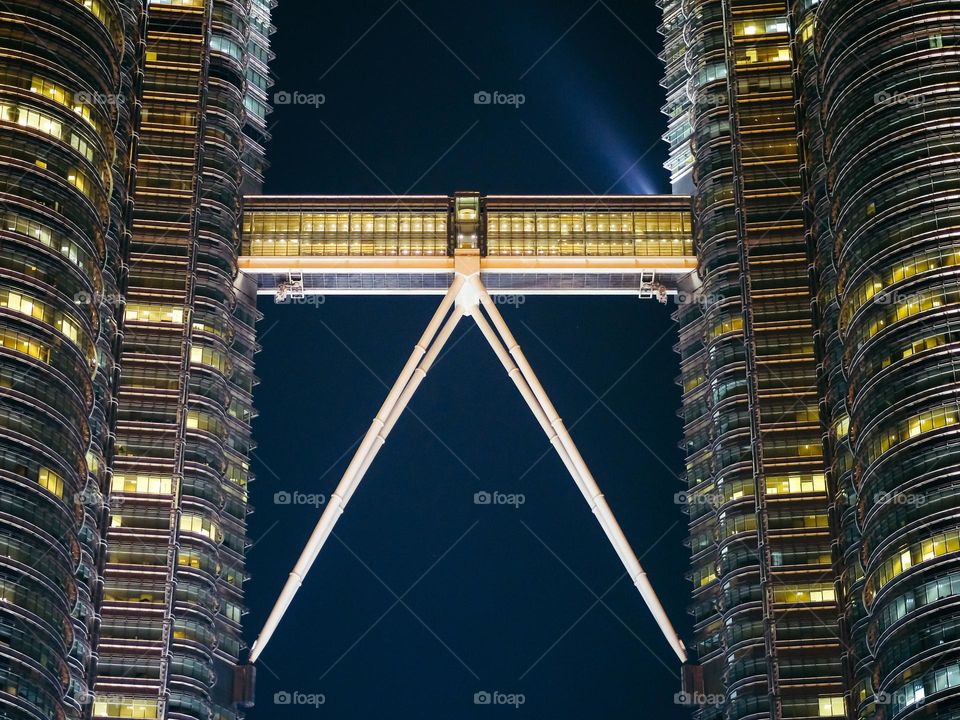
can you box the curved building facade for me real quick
[665,0,847,718]
[93,1,269,719]
[667,0,960,718]
[0,0,126,718]
[818,1,960,718]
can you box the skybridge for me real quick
[239,192,696,299]
[233,192,704,708]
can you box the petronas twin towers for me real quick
[0,1,956,719]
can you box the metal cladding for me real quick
[0,1,125,717]
[0,0,955,717]
[665,0,960,718]
[0,0,271,718]
[94,1,269,719]
[663,0,847,718]
[818,1,960,717]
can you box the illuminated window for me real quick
[819,696,845,717]
[180,513,220,541]
[92,698,158,719]
[774,583,835,603]
[111,474,172,495]
[125,304,184,324]
[767,474,826,495]
[38,467,64,499]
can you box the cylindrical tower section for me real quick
[0,1,124,718]
[820,1,960,717]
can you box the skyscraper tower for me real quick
[0,0,271,718]
[662,0,847,717]
[0,1,130,717]
[665,0,960,718]
[95,1,271,718]
[815,2,960,717]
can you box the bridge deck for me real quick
[239,194,696,296]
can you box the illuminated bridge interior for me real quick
[239,192,696,298]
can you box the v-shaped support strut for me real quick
[248,258,688,666]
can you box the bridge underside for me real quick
[238,193,698,298]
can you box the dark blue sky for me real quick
[244,2,690,717]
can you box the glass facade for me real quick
[0,1,128,718]
[241,195,694,259]
[815,2,960,719]
[95,1,270,719]
[664,0,847,718]
[0,0,955,717]
[665,0,960,718]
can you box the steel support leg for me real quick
[470,278,688,663]
[249,272,687,667]
[249,277,465,662]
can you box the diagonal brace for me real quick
[249,275,466,663]
[248,271,687,667]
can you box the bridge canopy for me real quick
[239,193,697,297]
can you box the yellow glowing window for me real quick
[38,467,64,499]
[819,696,845,717]
[4,291,36,318]
[112,474,172,495]
[178,550,202,568]
[0,329,50,362]
[125,304,184,324]
[773,583,835,604]
[180,513,220,541]
[767,474,826,496]
[834,416,849,439]
[93,698,159,719]
[58,317,79,344]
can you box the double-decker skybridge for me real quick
[239,192,696,299]
[234,193,703,706]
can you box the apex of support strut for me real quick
[453,250,483,312]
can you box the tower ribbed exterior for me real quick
[665,0,847,718]
[816,1,960,717]
[93,1,270,719]
[0,1,127,718]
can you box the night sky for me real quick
[244,1,690,717]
